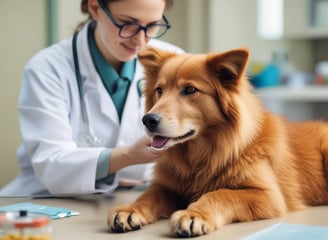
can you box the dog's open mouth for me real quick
[151,130,195,151]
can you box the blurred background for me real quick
[1,0,328,187]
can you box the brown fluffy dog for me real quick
[108,47,328,237]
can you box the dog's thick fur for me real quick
[108,47,328,237]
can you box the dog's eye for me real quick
[182,86,198,95]
[156,87,163,95]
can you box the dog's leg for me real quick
[170,188,286,237]
[108,184,181,233]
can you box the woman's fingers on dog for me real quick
[108,208,146,233]
[170,210,216,237]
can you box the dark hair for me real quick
[75,0,174,31]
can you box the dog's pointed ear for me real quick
[138,46,177,112]
[207,48,249,87]
[138,46,176,78]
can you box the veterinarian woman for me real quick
[0,0,183,196]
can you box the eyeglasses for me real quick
[97,0,171,39]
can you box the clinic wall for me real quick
[0,1,47,187]
[161,0,209,53]
[57,0,85,40]
[208,0,312,71]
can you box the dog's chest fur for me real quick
[156,145,249,202]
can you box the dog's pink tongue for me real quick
[152,136,169,149]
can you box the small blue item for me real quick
[250,64,280,88]
[0,202,79,219]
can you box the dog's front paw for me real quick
[170,210,219,237]
[108,206,147,233]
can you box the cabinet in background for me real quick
[284,0,328,38]
[254,86,328,121]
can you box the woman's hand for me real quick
[126,135,163,164]
[109,136,163,174]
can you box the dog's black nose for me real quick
[142,113,161,132]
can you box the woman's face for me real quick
[92,0,166,69]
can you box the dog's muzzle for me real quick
[142,113,196,150]
[142,113,161,133]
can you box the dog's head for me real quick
[138,47,259,151]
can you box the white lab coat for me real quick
[0,22,183,196]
